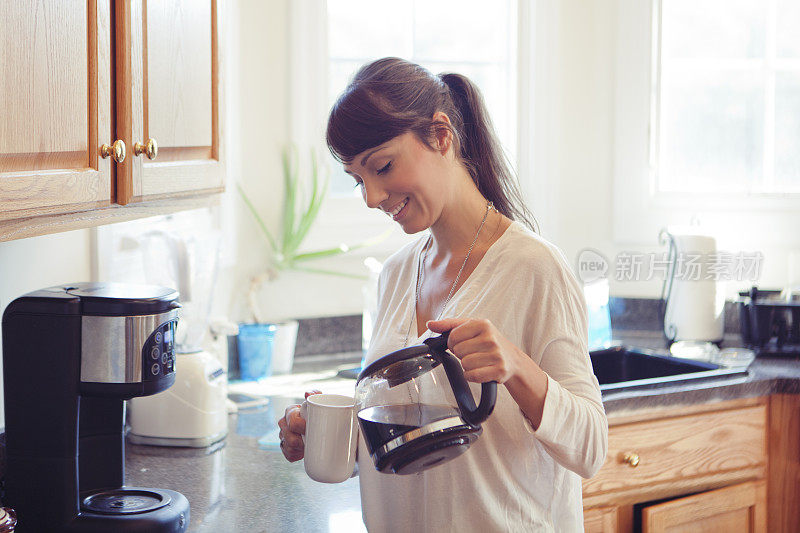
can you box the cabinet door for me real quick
[0,0,112,236]
[115,0,224,205]
[642,480,767,533]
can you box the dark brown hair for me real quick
[326,57,537,232]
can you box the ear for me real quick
[432,111,453,156]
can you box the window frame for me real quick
[613,0,800,247]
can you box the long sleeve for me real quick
[520,244,609,478]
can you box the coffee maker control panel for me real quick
[143,320,178,380]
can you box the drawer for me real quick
[583,405,767,496]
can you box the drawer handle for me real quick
[622,452,640,468]
[134,138,159,160]
[100,140,126,163]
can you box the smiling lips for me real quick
[386,198,409,220]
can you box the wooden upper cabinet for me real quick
[115,0,224,204]
[0,0,113,231]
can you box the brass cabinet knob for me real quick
[134,138,158,160]
[622,452,640,468]
[100,140,126,163]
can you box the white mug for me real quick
[300,394,358,483]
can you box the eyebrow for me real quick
[361,146,389,167]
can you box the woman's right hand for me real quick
[277,390,321,462]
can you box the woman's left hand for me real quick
[427,317,528,384]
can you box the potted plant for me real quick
[236,146,387,378]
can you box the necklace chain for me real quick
[403,200,495,346]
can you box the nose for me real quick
[361,179,388,210]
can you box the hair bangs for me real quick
[326,87,414,164]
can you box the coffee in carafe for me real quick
[355,333,496,475]
[357,404,461,456]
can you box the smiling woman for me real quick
[277,57,609,532]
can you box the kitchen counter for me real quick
[122,337,800,533]
[126,394,364,533]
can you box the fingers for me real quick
[426,317,467,333]
[277,391,322,462]
[278,404,306,462]
[449,336,498,359]
[462,365,506,384]
[459,352,511,382]
[440,319,494,352]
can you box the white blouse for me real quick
[358,221,608,532]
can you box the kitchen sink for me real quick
[337,345,750,391]
[590,346,749,392]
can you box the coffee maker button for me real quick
[151,346,160,360]
[155,331,163,343]
[161,353,168,365]
[151,363,160,375]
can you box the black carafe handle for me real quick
[424,332,497,427]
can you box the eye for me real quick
[376,161,392,175]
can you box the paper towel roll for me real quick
[663,230,725,343]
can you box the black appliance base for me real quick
[62,488,189,533]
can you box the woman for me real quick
[278,57,608,532]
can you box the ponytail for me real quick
[438,73,537,232]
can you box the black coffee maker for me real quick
[2,283,190,532]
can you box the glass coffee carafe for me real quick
[355,333,496,475]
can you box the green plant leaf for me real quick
[237,183,278,252]
[281,145,302,256]
[292,265,368,280]
[293,227,393,263]
[290,150,328,252]
[292,244,352,263]
[240,144,387,281]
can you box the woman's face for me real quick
[344,132,451,234]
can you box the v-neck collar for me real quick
[408,221,517,341]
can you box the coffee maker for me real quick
[2,283,190,532]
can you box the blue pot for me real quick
[237,323,277,381]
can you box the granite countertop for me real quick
[126,395,364,533]
[121,336,800,532]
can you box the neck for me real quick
[429,178,495,259]
[431,165,497,245]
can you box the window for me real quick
[613,0,800,246]
[326,0,519,196]
[288,0,545,255]
[654,0,800,194]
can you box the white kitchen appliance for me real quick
[128,349,228,447]
[128,230,229,447]
[660,228,725,359]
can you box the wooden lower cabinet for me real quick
[642,480,767,533]
[583,397,771,533]
[584,506,618,533]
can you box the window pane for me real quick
[661,0,765,59]
[413,0,511,63]
[658,67,763,193]
[775,71,800,191]
[777,0,800,58]
[327,0,413,59]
